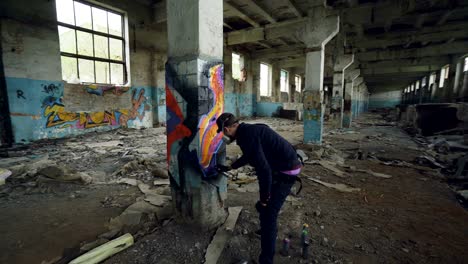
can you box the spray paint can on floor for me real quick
[302,239,310,259]
[301,224,310,260]
[280,235,291,256]
[301,224,309,245]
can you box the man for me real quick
[215,113,302,264]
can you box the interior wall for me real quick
[223,48,256,117]
[369,90,402,109]
[0,0,167,143]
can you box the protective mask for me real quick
[222,135,234,144]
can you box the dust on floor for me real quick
[0,114,467,264]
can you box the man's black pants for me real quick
[258,176,295,264]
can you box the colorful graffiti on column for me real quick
[166,84,192,164]
[85,85,130,96]
[198,65,224,174]
[42,87,149,129]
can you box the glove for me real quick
[255,200,268,213]
[215,164,231,173]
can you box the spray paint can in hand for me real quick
[302,239,310,259]
[280,236,291,256]
[301,224,309,245]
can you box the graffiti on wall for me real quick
[85,85,130,96]
[166,61,225,186]
[198,65,224,173]
[42,88,149,129]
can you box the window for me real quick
[429,72,436,86]
[280,70,289,93]
[295,75,301,92]
[464,57,468,72]
[260,63,271,97]
[411,84,415,92]
[416,81,420,90]
[56,0,127,84]
[439,65,449,88]
[232,53,244,81]
[422,77,427,87]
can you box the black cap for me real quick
[216,113,238,133]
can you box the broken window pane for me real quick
[280,70,288,93]
[108,12,123,37]
[95,61,110,83]
[92,7,108,33]
[77,31,93,56]
[61,56,77,81]
[94,35,109,59]
[78,58,95,83]
[109,38,123,61]
[74,1,92,29]
[295,75,301,92]
[232,53,241,80]
[56,0,75,25]
[58,26,76,54]
[110,63,124,84]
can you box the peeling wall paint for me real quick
[6,77,153,142]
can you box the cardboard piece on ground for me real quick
[204,206,243,264]
[308,177,361,193]
[69,233,134,264]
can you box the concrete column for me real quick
[343,68,360,127]
[272,63,281,102]
[288,68,296,103]
[431,73,439,102]
[453,59,463,100]
[331,53,354,129]
[300,7,339,143]
[166,0,226,229]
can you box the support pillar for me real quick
[453,59,463,101]
[331,53,354,129]
[300,7,339,144]
[343,68,360,128]
[166,0,226,229]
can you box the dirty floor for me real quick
[0,114,467,264]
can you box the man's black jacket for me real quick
[231,123,301,202]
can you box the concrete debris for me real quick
[116,178,140,186]
[456,190,468,201]
[204,207,243,264]
[69,233,134,264]
[318,160,347,177]
[108,200,165,231]
[153,179,170,186]
[144,195,172,207]
[37,165,93,184]
[0,168,12,185]
[308,178,361,193]
[348,167,392,179]
[297,149,309,162]
[415,156,446,169]
[85,141,123,148]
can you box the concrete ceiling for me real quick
[222,0,468,93]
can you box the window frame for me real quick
[280,69,289,94]
[57,0,128,85]
[231,52,242,81]
[295,74,301,92]
[259,62,272,97]
[464,57,468,72]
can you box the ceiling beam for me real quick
[244,0,276,23]
[356,41,468,61]
[286,0,303,18]
[225,18,307,45]
[224,1,259,28]
[362,65,444,75]
[360,56,451,68]
[348,27,468,49]
[251,44,306,59]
